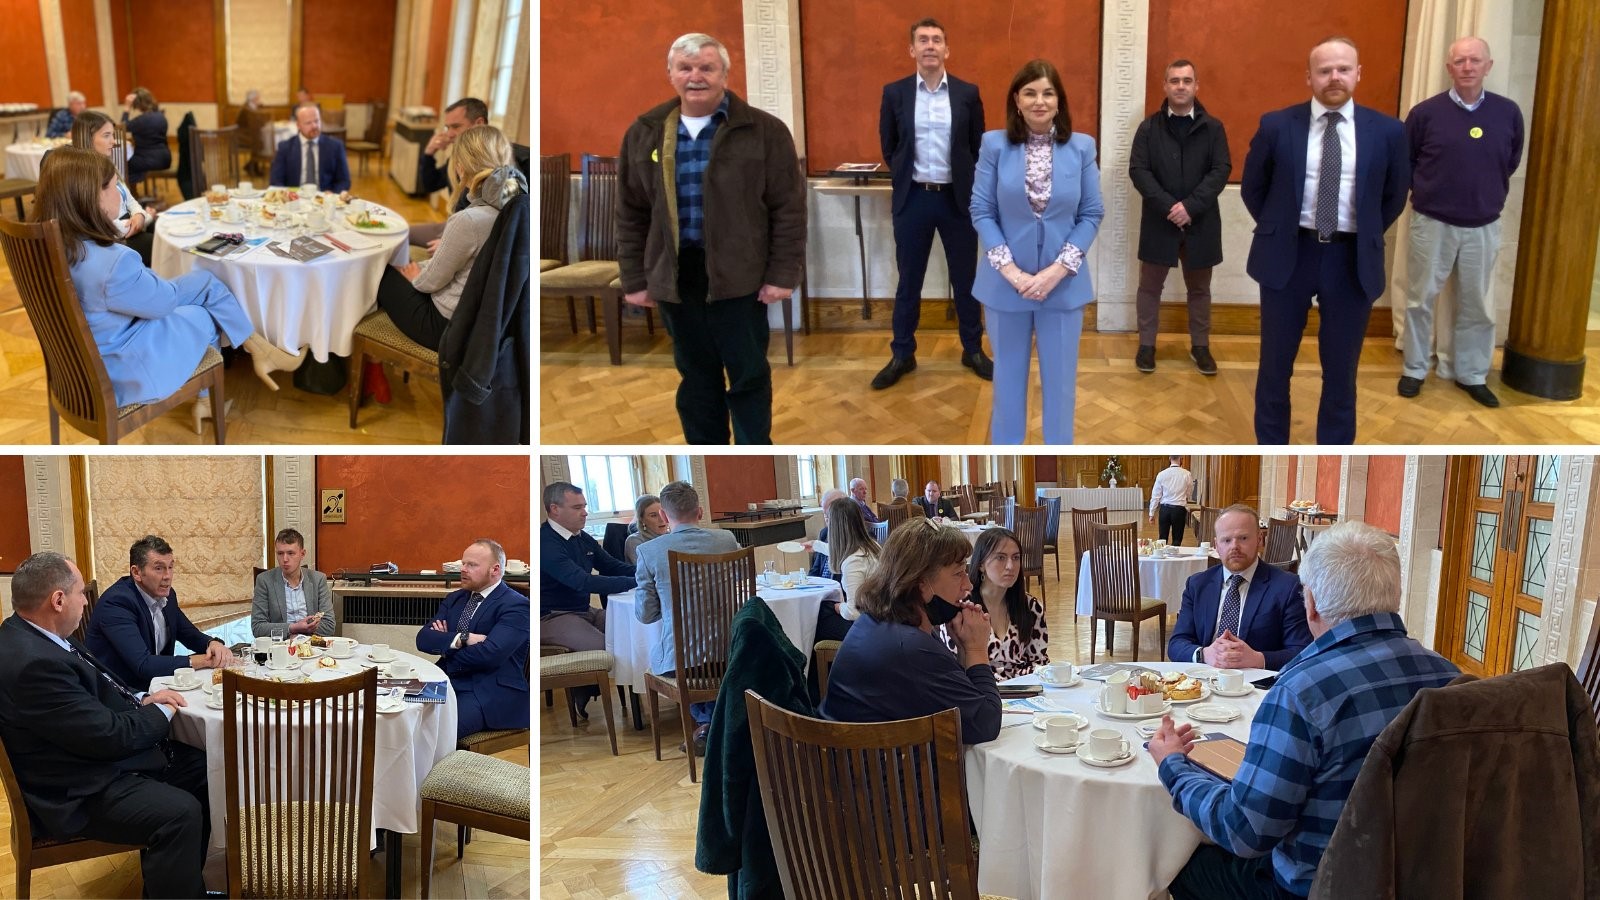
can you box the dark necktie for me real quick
[457,592,485,637]
[302,139,316,186]
[71,643,142,706]
[1315,110,1344,240]
[1215,574,1244,641]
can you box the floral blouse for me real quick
[985,129,1085,277]
[939,593,1050,681]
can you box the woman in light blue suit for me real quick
[32,149,300,431]
[970,59,1104,444]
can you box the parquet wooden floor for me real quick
[538,537,1176,898]
[0,168,448,445]
[540,306,1600,445]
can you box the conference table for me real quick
[150,192,411,361]
[1036,486,1144,513]
[1075,546,1211,616]
[966,663,1273,900]
[4,137,66,180]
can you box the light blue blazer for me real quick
[67,241,249,407]
[970,130,1104,312]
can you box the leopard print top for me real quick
[939,593,1049,681]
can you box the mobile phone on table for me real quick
[1251,675,1278,690]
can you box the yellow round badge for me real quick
[1469,126,1484,139]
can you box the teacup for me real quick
[1213,669,1245,693]
[207,692,225,709]
[328,637,356,658]
[1038,663,1075,685]
[238,180,253,193]
[1100,684,1128,715]
[173,667,198,689]
[388,660,415,679]
[1088,728,1130,761]
[1044,716,1081,748]
[370,643,394,662]
[300,182,319,198]
[1199,541,1213,554]
[270,644,292,668]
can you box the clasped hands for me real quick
[1202,629,1265,669]
[1002,262,1070,303]
[1167,201,1192,228]
[428,618,486,645]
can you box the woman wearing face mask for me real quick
[624,494,668,564]
[941,528,1049,679]
[819,519,1001,744]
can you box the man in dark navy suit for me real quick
[872,17,991,390]
[1243,37,1409,444]
[269,104,351,193]
[417,539,530,740]
[1168,506,1313,670]
[86,535,235,688]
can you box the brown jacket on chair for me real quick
[1311,663,1600,899]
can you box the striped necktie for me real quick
[1314,111,1343,240]
[1215,574,1244,641]
[71,643,141,706]
[457,592,485,637]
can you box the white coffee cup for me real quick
[1199,541,1213,554]
[207,692,225,709]
[328,637,356,658]
[789,569,806,586]
[1088,728,1130,761]
[388,659,415,679]
[173,667,198,689]
[300,182,319,198]
[210,182,225,195]
[1045,716,1081,748]
[1100,684,1128,714]
[371,643,394,662]
[1214,669,1245,693]
[1039,663,1075,684]
[223,202,242,224]
[1138,692,1167,714]
[239,180,253,193]
[270,644,292,668]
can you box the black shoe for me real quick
[871,355,916,390]
[1456,381,1500,408]
[692,723,710,757]
[1397,376,1423,398]
[962,350,994,380]
[1135,345,1156,373]
[1190,346,1218,376]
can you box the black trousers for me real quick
[1158,504,1188,546]
[377,265,450,350]
[659,246,772,444]
[1170,844,1298,900]
[807,601,854,704]
[890,187,982,358]
[126,230,155,268]
[76,740,210,899]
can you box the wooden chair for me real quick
[222,667,376,899]
[68,579,99,645]
[418,750,530,899]
[346,101,386,175]
[644,546,757,782]
[539,154,628,363]
[539,650,617,755]
[538,153,570,277]
[0,730,143,898]
[744,691,1013,900]
[0,177,34,219]
[1193,506,1223,545]
[1011,504,1050,603]
[813,640,841,701]
[880,501,915,536]
[0,217,227,443]
[187,126,240,198]
[1264,516,1299,566]
[1578,604,1600,733]
[346,310,439,427]
[1087,522,1167,662]
[1041,495,1063,579]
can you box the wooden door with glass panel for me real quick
[1438,455,1559,677]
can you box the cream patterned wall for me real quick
[225,0,295,105]
[85,456,266,625]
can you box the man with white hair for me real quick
[848,477,881,523]
[618,32,806,444]
[47,91,87,138]
[1147,521,1459,899]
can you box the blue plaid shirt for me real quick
[674,95,728,247]
[46,108,75,139]
[1158,612,1459,896]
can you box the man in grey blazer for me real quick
[251,528,336,638]
[635,480,741,755]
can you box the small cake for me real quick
[317,656,339,669]
[212,669,225,685]
[1165,676,1204,701]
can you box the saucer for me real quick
[167,222,204,237]
[1136,721,1203,740]
[1185,667,1218,680]
[1033,712,1087,731]
[1092,699,1170,720]
[367,653,397,664]
[1039,676,1083,689]
[232,188,263,199]
[1185,703,1242,723]
[376,699,407,714]
[1212,685,1255,698]
[1034,734,1080,754]
[265,658,302,671]
[206,698,226,710]
[1076,743,1136,768]
[166,679,203,692]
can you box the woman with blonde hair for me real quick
[376,123,525,348]
[820,518,1002,743]
[69,111,156,265]
[623,494,668,563]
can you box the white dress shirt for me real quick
[912,71,953,185]
[1149,465,1195,515]
[1193,558,1262,661]
[1299,97,1358,233]
[548,520,575,541]
[134,583,169,652]
[1448,86,1485,112]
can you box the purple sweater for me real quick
[1404,90,1523,228]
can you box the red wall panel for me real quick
[704,456,778,519]
[121,0,216,102]
[539,0,746,169]
[302,0,397,103]
[1364,456,1405,536]
[60,0,104,106]
[110,0,132,98]
[423,0,454,112]
[0,457,30,574]
[1145,0,1408,183]
[800,1,1101,172]
[314,456,530,575]
[0,0,51,106]
[1037,457,1058,483]
[1315,457,1341,513]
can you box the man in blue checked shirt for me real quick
[1147,521,1459,899]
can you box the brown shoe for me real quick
[692,723,710,756]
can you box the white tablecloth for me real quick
[871,520,989,545]
[153,644,456,851]
[604,579,842,694]
[967,664,1271,900]
[1076,548,1211,616]
[151,195,409,360]
[1036,486,1144,512]
[4,142,47,180]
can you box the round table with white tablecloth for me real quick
[965,664,1272,900]
[604,577,843,694]
[150,193,410,360]
[871,519,990,546]
[5,141,49,180]
[151,644,456,852]
[1076,546,1211,616]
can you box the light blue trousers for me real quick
[984,305,1084,444]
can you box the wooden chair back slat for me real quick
[189,126,240,197]
[1196,506,1223,543]
[881,502,913,536]
[1089,521,1142,616]
[666,546,757,693]
[577,153,618,262]
[69,579,100,645]
[1012,504,1049,574]
[1042,495,1063,545]
[539,153,570,263]
[744,691,981,900]
[1265,516,1299,565]
[1070,506,1108,559]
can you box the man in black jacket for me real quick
[1128,58,1231,376]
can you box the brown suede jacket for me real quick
[616,91,806,304]
[1311,663,1600,899]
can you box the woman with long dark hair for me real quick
[70,111,155,266]
[823,495,880,620]
[941,527,1049,679]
